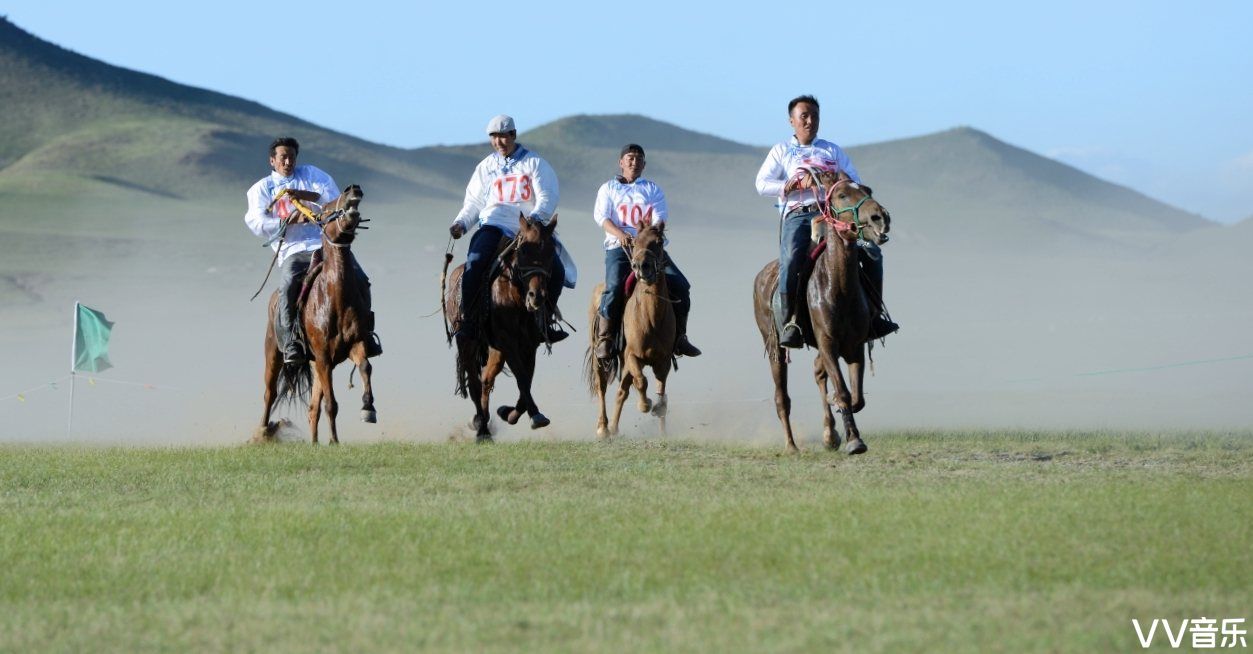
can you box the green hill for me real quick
[0,16,1214,251]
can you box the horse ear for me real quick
[654,220,666,235]
[517,212,529,231]
[546,213,558,231]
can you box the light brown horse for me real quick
[257,184,377,444]
[752,172,891,453]
[585,222,675,438]
[444,214,559,440]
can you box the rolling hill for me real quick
[0,16,1216,250]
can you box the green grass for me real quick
[1,432,1249,653]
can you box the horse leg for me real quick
[820,347,866,456]
[315,361,340,445]
[350,343,376,423]
[503,347,547,430]
[768,348,798,452]
[630,357,652,414]
[595,356,612,439]
[651,361,670,436]
[475,349,502,439]
[610,370,634,436]
[307,373,322,445]
[844,350,868,455]
[814,356,840,450]
[259,337,282,435]
[482,350,514,425]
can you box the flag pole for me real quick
[68,301,78,438]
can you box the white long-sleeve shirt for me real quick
[244,165,340,264]
[755,136,861,215]
[452,145,559,236]
[593,177,669,250]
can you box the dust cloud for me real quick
[2,191,1251,446]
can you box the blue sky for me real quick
[4,0,1250,222]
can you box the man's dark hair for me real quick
[269,137,300,157]
[620,143,645,158]
[787,95,820,115]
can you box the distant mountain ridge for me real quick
[0,17,1224,250]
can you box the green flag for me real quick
[73,303,113,373]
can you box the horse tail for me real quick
[582,345,598,397]
[273,361,312,409]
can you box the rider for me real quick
[244,136,382,364]
[592,144,701,359]
[755,95,899,349]
[449,114,573,342]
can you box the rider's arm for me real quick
[452,160,488,232]
[244,180,280,238]
[529,157,559,224]
[755,144,788,198]
[593,183,632,243]
[648,182,668,227]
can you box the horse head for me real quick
[320,185,367,246]
[513,212,558,313]
[631,221,667,285]
[826,173,890,245]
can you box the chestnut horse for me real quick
[258,184,377,444]
[585,221,675,438]
[752,172,891,453]
[444,214,559,440]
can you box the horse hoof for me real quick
[638,398,652,413]
[596,426,610,439]
[846,438,868,455]
[824,437,842,451]
[496,406,521,425]
[361,409,377,423]
[650,401,668,418]
[476,434,494,443]
[531,413,550,430]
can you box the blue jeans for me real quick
[777,211,816,314]
[598,248,691,320]
[461,226,565,318]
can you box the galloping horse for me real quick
[258,184,377,444]
[585,221,675,438]
[752,172,891,453]
[444,214,559,440]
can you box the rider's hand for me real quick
[785,176,812,194]
[449,222,465,239]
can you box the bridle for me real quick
[819,178,877,243]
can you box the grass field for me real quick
[1,432,1249,653]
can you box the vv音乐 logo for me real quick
[1131,617,1246,649]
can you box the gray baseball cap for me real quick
[485,114,516,135]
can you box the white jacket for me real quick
[244,165,340,264]
[452,146,559,235]
[755,137,861,215]
[593,177,669,250]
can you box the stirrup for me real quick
[780,322,804,349]
[365,333,383,357]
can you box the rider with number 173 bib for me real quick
[448,115,575,342]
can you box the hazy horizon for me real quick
[1,2,1249,223]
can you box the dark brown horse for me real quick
[752,172,891,453]
[585,221,675,438]
[257,185,377,444]
[444,214,559,440]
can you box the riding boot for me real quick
[861,264,899,341]
[594,312,618,359]
[776,295,803,349]
[673,305,701,357]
